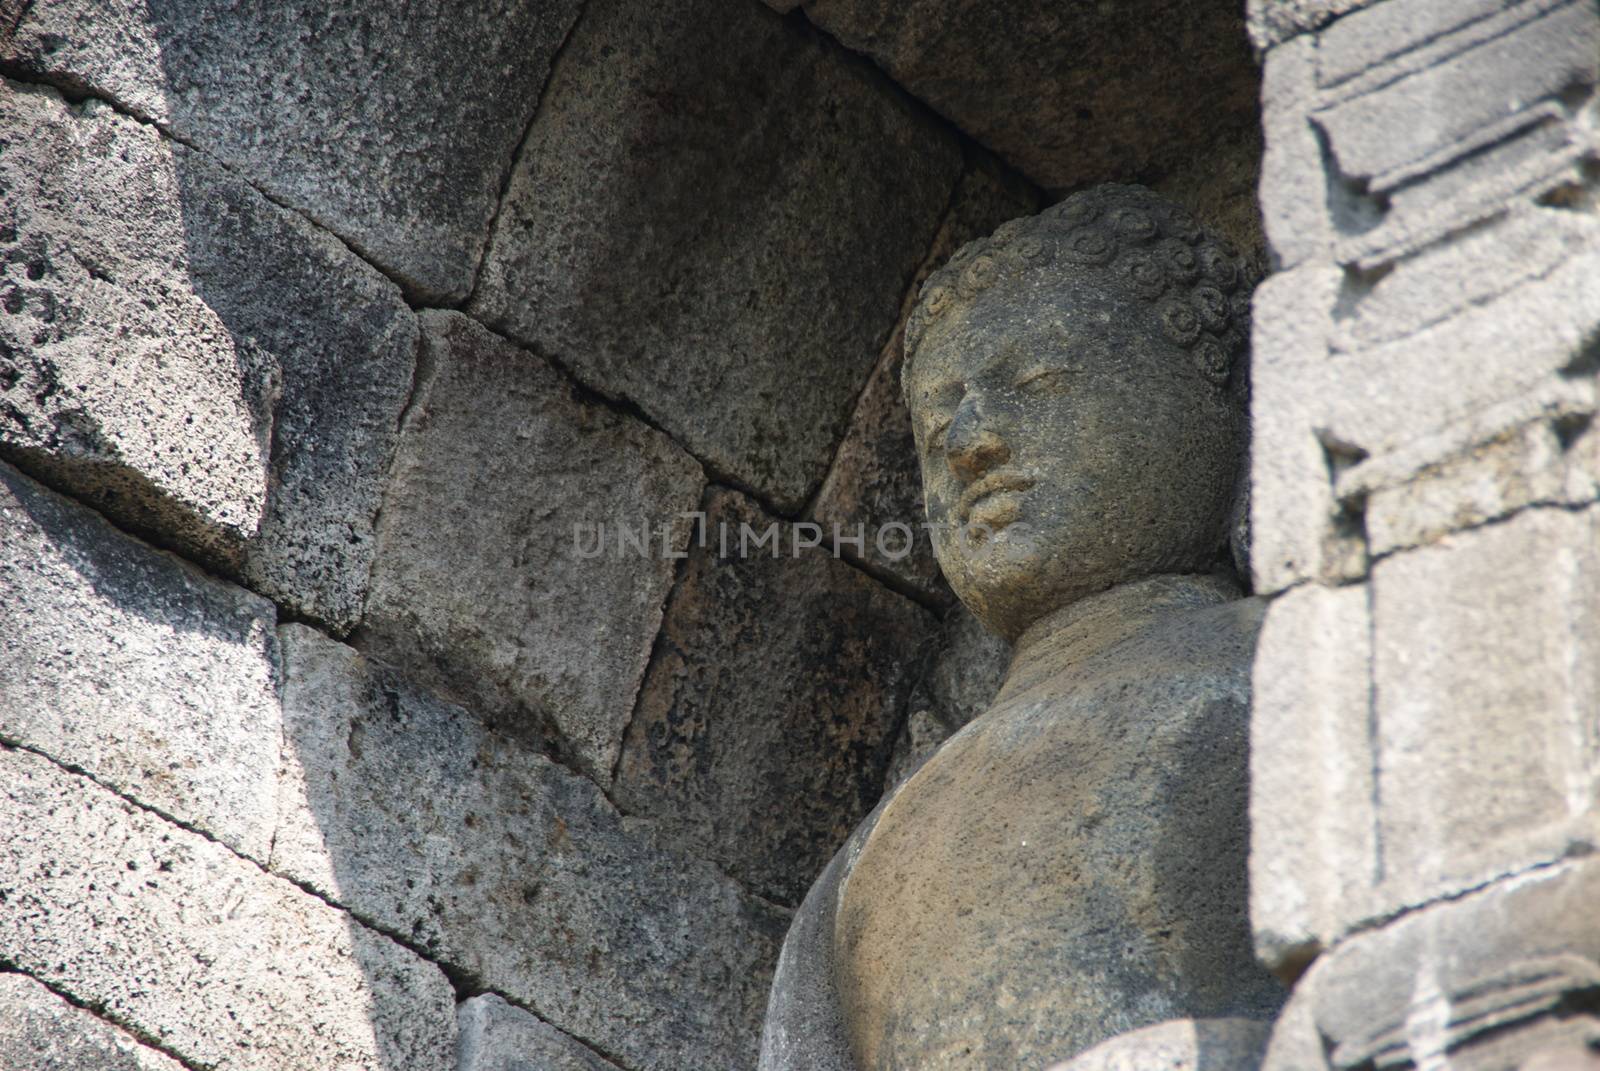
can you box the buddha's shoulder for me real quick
[1011,592,1265,714]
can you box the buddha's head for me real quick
[902,185,1252,641]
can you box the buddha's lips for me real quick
[958,472,1035,523]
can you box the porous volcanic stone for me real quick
[0,745,457,1071]
[613,488,936,906]
[811,157,1040,600]
[0,972,187,1071]
[457,996,622,1071]
[360,311,703,780]
[273,626,788,1071]
[469,0,960,511]
[0,79,419,633]
[0,462,281,862]
[0,81,271,570]
[2,0,585,301]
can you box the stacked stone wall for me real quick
[1246,0,1600,1064]
[0,0,1040,1065]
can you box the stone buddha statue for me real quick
[759,185,1284,1071]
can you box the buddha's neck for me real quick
[996,572,1241,704]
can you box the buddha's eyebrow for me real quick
[921,351,1015,400]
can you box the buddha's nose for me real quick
[946,398,1010,483]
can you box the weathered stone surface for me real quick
[1249,266,1363,594]
[781,0,1263,251]
[0,745,457,1071]
[758,802,887,1071]
[2,0,584,302]
[0,462,281,862]
[0,972,187,1071]
[360,311,703,780]
[811,157,1040,600]
[1368,504,1600,914]
[837,581,1284,1070]
[0,81,271,568]
[469,0,960,511]
[273,626,788,1071]
[1258,0,1600,272]
[915,604,1012,733]
[1249,581,1375,979]
[1362,405,1600,558]
[884,605,1011,787]
[1247,0,1375,51]
[456,996,621,1071]
[0,79,419,633]
[1258,36,1332,269]
[1262,859,1600,1071]
[1045,1017,1271,1071]
[613,488,935,906]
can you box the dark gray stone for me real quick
[916,604,1012,733]
[0,461,281,863]
[0,972,186,1071]
[273,626,788,1071]
[613,488,937,906]
[457,996,622,1071]
[777,0,1263,253]
[359,311,703,781]
[469,0,960,511]
[884,606,1011,787]
[0,79,419,634]
[2,0,585,302]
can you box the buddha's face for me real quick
[906,270,1242,640]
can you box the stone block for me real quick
[456,996,621,1071]
[0,81,271,570]
[1313,4,1597,188]
[790,0,1261,234]
[1045,1017,1271,1071]
[1249,581,1376,978]
[1256,0,1600,271]
[811,158,1040,601]
[0,745,457,1071]
[0,972,187,1071]
[0,462,281,862]
[1368,504,1600,912]
[468,0,960,511]
[1248,267,1360,594]
[613,488,936,906]
[1332,207,1600,353]
[1363,406,1600,557]
[360,311,703,780]
[1263,858,1600,1071]
[0,79,419,633]
[1258,36,1334,269]
[272,626,787,1071]
[1247,0,1375,51]
[2,0,584,301]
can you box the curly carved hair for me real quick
[902,184,1255,400]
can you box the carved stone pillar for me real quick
[1247,0,1600,1067]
